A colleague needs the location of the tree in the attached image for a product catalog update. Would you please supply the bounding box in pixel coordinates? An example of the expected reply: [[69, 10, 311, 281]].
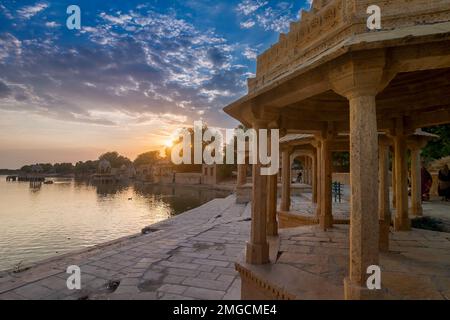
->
[[53, 163, 74, 174], [39, 163, 53, 173], [333, 152, 350, 171], [169, 123, 212, 173], [20, 165, 32, 173], [98, 152, 131, 168], [422, 125, 450, 161], [74, 160, 98, 175], [134, 151, 161, 167]]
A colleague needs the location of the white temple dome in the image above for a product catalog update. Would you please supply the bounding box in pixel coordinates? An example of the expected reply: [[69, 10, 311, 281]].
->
[[31, 164, 43, 173], [98, 159, 111, 174]]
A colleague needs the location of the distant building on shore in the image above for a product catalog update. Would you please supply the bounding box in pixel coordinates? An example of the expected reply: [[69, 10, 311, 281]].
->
[[90, 160, 119, 184], [136, 159, 174, 184], [119, 164, 136, 180], [31, 165, 43, 174]]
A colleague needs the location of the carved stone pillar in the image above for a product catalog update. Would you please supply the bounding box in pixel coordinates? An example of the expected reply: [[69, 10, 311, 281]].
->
[[378, 139, 391, 252], [410, 146, 423, 217], [315, 141, 322, 218], [393, 123, 411, 231], [267, 131, 278, 236], [320, 138, 333, 230], [267, 173, 278, 236], [329, 53, 386, 300], [305, 157, 310, 185], [308, 157, 313, 185], [280, 148, 292, 212], [237, 164, 247, 187], [345, 92, 380, 299], [312, 152, 318, 204], [246, 120, 269, 265], [391, 147, 396, 209]]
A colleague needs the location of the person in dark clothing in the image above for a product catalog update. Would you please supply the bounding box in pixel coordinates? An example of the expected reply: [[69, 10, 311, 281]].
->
[[438, 164, 450, 201], [421, 164, 433, 201]]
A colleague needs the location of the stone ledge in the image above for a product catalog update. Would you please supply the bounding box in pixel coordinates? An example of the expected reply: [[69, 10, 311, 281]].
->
[[278, 211, 349, 229], [235, 260, 344, 300]]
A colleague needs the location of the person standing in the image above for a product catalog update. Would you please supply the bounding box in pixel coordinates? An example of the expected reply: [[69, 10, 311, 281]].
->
[[297, 171, 303, 183], [421, 163, 433, 201], [438, 164, 450, 201]]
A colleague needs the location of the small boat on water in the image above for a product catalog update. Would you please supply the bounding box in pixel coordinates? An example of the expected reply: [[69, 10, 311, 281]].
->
[[44, 181, 54, 185]]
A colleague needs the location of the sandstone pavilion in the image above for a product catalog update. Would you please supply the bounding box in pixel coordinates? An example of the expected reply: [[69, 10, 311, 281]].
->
[[224, 0, 450, 300]]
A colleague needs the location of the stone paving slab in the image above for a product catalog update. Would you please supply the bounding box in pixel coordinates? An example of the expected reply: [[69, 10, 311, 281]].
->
[[289, 194, 350, 221], [0, 195, 250, 300], [274, 225, 450, 299]]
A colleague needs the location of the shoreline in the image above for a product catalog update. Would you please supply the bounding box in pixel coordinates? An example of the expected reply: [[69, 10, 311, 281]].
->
[[0, 192, 236, 276], [0, 195, 249, 300], [135, 181, 236, 192], [0, 178, 236, 274], [2, 174, 237, 191]]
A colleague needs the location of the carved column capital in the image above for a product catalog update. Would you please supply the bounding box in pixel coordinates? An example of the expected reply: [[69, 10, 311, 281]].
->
[[252, 119, 269, 130], [279, 128, 288, 137], [407, 136, 429, 151], [328, 50, 391, 100], [378, 135, 392, 147], [281, 145, 294, 156]]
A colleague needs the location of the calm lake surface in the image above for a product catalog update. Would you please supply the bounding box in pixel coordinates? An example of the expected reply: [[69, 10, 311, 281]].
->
[[0, 176, 231, 271]]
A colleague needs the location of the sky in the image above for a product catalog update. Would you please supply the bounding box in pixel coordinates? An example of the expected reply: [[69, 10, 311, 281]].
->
[[0, 0, 311, 169]]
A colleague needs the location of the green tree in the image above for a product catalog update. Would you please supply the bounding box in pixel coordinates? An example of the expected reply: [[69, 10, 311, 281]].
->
[[98, 152, 131, 168], [53, 163, 74, 174], [74, 160, 98, 175], [37, 163, 53, 173], [333, 152, 350, 171], [20, 165, 32, 173], [134, 151, 161, 167], [422, 125, 450, 161], [170, 124, 212, 173]]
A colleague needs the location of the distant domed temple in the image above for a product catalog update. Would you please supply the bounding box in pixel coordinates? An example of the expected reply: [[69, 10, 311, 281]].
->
[[98, 159, 112, 174], [91, 160, 118, 184], [31, 165, 43, 174]]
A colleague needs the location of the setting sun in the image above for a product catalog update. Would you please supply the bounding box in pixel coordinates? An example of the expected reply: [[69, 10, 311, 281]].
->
[[164, 139, 174, 148]]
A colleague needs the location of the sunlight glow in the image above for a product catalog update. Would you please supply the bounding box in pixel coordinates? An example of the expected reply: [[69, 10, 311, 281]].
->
[[164, 139, 174, 148]]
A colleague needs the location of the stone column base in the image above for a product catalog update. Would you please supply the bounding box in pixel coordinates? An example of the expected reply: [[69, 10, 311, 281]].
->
[[267, 222, 278, 237], [344, 278, 386, 300], [394, 217, 411, 231], [320, 214, 333, 231], [246, 242, 269, 265], [315, 206, 321, 219], [411, 208, 423, 217]]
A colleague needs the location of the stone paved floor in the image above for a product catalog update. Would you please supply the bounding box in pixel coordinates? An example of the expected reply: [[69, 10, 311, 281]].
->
[[242, 224, 450, 299], [423, 200, 450, 231], [288, 193, 350, 221], [0, 195, 250, 300], [289, 189, 450, 228]]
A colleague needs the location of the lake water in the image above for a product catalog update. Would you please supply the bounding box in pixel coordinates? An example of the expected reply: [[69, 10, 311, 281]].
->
[[0, 176, 231, 271]]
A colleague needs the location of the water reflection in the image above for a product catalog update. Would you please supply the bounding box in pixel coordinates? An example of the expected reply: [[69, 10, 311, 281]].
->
[[29, 181, 42, 193], [94, 182, 128, 196], [133, 184, 230, 214], [0, 176, 231, 271]]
